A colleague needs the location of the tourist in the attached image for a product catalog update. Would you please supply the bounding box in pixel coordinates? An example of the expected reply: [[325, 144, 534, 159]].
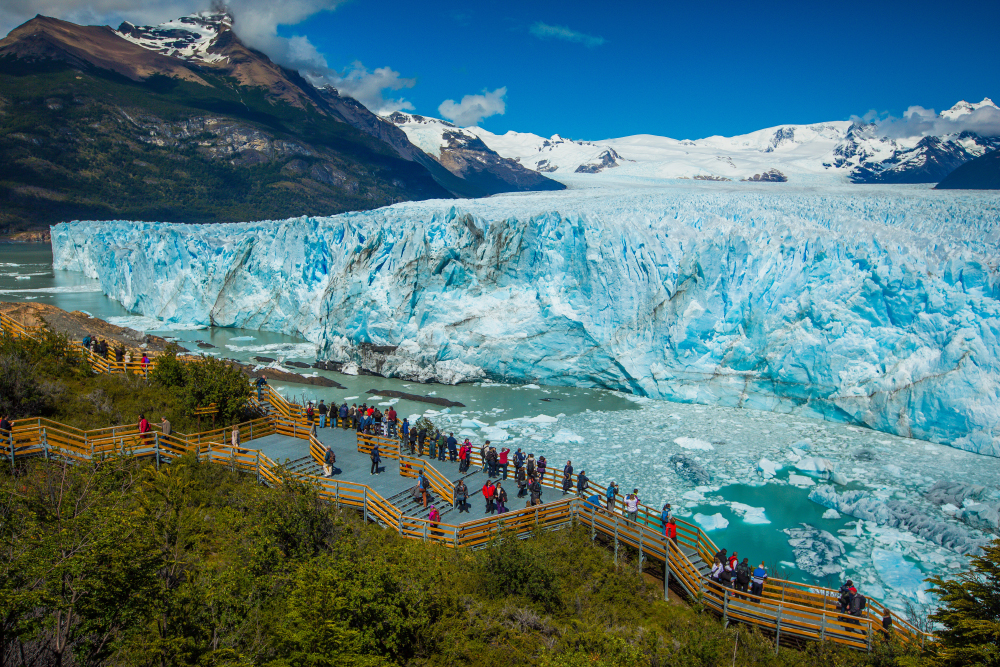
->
[[386, 406, 397, 436], [138, 414, 150, 446], [513, 447, 525, 472], [720, 558, 735, 589], [160, 416, 171, 437], [231, 425, 241, 449], [606, 481, 619, 512], [526, 453, 536, 479], [528, 475, 542, 506], [323, 447, 336, 477], [537, 456, 547, 484], [715, 548, 728, 567], [751, 562, 768, 598], [317, 400, 328, 428], [735, 558, 752, 598], [498, 446, 510, 479], [141, 353, 150, 377], [370, 443, 381, 476], [486, 446, 498, 477], [305, 402, 315, 425], [576, 469, 589, 497], [624, 489, 640, 523], [339, 402, 349, 428], [255, 375, 268, 400], [437, 432, 448, 461], [838, 579, 855, 613], [728, 551, 739, 573], [881, 609, 893, 641], [455, 479, 469, 512], [561, 460, 573, 494], [516, 465, 527, 497], [459, 440, 471, 472], [495, 483, 508, 513], [848, 588, 867, 622], [417, 427, 426, 456], [710, 557, 723, 583], [447, 432, 458, 461], [417, 472, 430, 507], [665, 517, 678, 546], [401, 417, 409, 444], [480, 441, 490, 472], [483, 480, 495, 514], [428, 505, 441, 538], [0, 414, 14, 447], [660, 502, 672, 528]]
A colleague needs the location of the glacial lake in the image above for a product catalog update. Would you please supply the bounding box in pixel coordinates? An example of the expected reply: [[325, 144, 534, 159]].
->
[[3, 242, 998, 611]]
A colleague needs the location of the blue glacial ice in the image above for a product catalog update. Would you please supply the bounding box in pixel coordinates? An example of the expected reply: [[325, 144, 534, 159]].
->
[[51, 182, 1000, 455]]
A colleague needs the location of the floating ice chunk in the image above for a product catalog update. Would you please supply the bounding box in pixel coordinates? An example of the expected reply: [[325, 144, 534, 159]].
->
[[758, 458, 781, 479], [884, 464, 903, 477], [461, 418, 488, 428], [552, 429, 584, 444], [228, 336, 256, 342], [788, 474, 816, 487], [791, 439, 812, 451], [831, 472, 850, 485], [732, 503, 770, 524], [795, 457, 836, 473], [458, 429, 479, 439], [694, 513, 729, 531], [344, 396, 359, 400], [522, 414, 558, 423], [785, 524, 845, 577], [822, 509, 842, 520], [682, 490, 705, 502], [522, 384, 541, 389], [481, 426, 510, 442], [674, 437, 714, 451], [871, 548, 931, 602], [341, 362, 359, 375]]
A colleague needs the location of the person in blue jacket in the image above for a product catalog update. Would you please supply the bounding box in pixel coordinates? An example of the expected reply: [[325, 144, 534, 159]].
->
[[370, 444, 381, 476]]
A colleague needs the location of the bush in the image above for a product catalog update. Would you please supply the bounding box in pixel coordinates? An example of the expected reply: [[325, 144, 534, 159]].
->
[[150, 346, 251, 424]]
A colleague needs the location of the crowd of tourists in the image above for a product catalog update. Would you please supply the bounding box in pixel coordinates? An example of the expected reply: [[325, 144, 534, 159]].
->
[[81, 336, 150, 375]]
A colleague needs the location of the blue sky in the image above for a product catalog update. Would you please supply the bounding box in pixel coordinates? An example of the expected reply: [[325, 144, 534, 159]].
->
[[282, 0, 998, 139]]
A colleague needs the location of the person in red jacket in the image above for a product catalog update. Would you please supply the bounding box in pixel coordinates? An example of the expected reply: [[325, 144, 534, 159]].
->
[[665, 517, 678, 546], [482, 480, 495, 514], [138, 414, 150, 447], [498, 447, 510, 479]]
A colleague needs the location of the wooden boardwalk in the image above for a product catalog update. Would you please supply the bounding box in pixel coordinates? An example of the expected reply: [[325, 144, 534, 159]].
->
[[0, 314, 934, 653]]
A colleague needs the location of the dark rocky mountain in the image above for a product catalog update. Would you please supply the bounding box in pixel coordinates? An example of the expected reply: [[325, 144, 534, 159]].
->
[[0, 13, 559, 233], [384, 112, 564, 195], [845, 130, 1000, 184], [935, 149, 1000, 190]]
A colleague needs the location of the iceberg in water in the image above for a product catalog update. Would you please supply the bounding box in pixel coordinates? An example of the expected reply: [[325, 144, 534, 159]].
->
[[694, 512, 730, 531], [50, 182, 1000, 456]]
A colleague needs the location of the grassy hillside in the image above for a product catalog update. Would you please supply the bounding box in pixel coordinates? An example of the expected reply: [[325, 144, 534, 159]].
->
[[0, 58, 451, 232]]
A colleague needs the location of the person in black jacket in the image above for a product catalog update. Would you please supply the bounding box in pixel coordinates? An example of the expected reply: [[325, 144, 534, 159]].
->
[[576, 470, 589, 497]]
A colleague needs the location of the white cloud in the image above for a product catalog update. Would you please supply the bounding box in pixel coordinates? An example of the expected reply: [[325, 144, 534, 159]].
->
[[438, 87, 507, 126], [872, 102, 1000, 139], [529, 21, 605, 47], [324, 62, 416, 114]]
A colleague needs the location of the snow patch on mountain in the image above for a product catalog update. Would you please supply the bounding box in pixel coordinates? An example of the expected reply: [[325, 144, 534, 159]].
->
[[116, 12, 231, 64]]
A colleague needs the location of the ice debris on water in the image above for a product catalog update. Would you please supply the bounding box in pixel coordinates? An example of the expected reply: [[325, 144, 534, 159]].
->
[[674, 437, 714, 451], [822, 509, 842, 520], [51, 183, 1000, 456], [871, 548, 931, 603], [695, 513, 730, 531], [784, 524, 846, 578]]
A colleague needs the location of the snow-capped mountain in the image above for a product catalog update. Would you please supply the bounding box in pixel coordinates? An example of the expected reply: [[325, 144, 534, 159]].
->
[[117, 12, 231, 64], [405, 99, 999, 184], [383, 112, 563, 194]]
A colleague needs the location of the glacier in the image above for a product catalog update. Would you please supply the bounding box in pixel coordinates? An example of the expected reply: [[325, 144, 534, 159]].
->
[[51, 180, 1000, 455]]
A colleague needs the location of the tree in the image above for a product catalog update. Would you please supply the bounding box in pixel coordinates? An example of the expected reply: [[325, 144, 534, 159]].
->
[[927, 538, 1000, 666]]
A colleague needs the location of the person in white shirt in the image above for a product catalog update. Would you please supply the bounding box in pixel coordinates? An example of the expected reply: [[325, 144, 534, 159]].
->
[[625, 488, 640, 522]]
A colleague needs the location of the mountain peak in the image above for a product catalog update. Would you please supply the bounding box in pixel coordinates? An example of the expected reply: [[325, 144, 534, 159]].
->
[[116, 11, 233, 64], [941, 98, 999, 120]]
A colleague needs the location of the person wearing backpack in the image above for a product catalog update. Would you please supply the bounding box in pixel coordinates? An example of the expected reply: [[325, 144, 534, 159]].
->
[[605, 481, 619, 513], [323, 447, 336, 477], [513, 448, 525, 473], [561, 460, 574, 494], [417, 472, 430, 508], [516, 465, 527, 497], [735, 558, 752, 598], [750, 561, 767, 597], [625, 489, 640, 523], [660, 503, 671, 533], [495, 483, 508, 513], [849, 590, 867, 623], [455, 479, 469, 513], [370, 443, 381, 476], [576, 470, 589, 497], [751, 562, 768, 598]]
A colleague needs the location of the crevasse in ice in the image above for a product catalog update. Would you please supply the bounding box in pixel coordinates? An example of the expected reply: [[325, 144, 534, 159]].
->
[[50, 182, 1000, 455]]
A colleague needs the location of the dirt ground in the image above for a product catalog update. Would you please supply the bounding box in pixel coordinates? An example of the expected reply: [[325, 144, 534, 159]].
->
[[0, 301, 169, 351]]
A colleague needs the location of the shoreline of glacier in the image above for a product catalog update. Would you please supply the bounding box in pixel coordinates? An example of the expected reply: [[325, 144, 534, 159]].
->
[[51, 182, 1000, 456]]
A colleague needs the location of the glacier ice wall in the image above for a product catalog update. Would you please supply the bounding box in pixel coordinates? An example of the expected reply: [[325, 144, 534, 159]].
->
[[51, 183, 1000, 455]]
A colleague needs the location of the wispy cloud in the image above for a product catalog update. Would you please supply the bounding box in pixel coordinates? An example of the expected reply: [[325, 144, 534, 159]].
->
[[438, 87, 506, 126], [529, 21, 605, 47], [326, 62, 416, 114], [853, 100, 1000, 138]]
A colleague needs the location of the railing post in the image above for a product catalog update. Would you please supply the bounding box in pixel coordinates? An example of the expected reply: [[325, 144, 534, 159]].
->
[[664, 554, 670, 601], [820, 609, 826, 642], [250, 422, 254, 441], [363, 487, 368, 524], [155, 433, 160, 470], [423, 521, 428, 542], [256, 451, 260, 484], [638, 534, 644, 573], [775, 605, 783, 654], [722, 588, 729, 627], [614, 515, 619, 565]]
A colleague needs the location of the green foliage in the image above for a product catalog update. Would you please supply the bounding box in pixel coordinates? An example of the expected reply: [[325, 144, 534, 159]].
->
[[928, 538, 1000, 666], [149, 345, 251, 423], [475, 530, 561, 611], [149, 342, 187, 388]]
